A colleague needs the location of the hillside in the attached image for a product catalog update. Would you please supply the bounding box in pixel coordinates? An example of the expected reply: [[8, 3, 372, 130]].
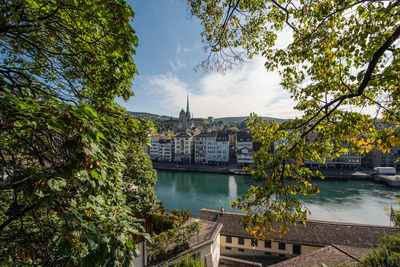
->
[[215, 116, 286, 124], [127, 111, 286, 124], [127, 111, 174, 120]]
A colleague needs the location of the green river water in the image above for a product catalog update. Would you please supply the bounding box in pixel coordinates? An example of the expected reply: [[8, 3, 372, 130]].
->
[[155, 170, 400, 226]]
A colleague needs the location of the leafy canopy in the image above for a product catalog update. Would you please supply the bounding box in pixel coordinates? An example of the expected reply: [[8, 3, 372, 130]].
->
[[0, 0, 156, 265], [358, 233, 400, 267], [188, 0, 400, 238]]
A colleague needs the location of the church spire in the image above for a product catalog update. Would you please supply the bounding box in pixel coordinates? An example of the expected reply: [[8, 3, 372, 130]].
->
[[186, 91, 190, 118]]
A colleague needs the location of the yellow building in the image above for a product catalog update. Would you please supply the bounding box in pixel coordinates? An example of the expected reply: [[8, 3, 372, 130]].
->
[[199, 209, 400, 263]]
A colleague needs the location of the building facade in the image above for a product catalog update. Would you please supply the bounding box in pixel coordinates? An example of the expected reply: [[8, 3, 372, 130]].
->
[[363, 146, 400, 169], [236, 147, 254, 166], [237, 130, 253, 151], [149, 136, 160, 160], [206, 132, 229, 164], [158, 139, 174, 162], [199, 209, 400, 263], [194, 132, 215, 164], [174, 132, 193, 163]]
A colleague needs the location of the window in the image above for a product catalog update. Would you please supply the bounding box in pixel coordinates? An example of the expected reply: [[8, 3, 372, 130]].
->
[[279, 243, 286, 250], [226, 236, 232, 243], [279, 254, 285, 258], [238, 237, 245, 245], [225, 247, 232, 250], [265, 240, 271, 248], [264, 252, 271, 256], [238, 248, 244, 252], [293, 244, 301, 254], [252, 239, 258, 247]]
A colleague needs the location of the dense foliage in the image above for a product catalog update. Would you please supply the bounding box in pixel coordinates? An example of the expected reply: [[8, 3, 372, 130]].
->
[[358, 234, 400, 267], [189, 0, 400, 238], [0, 0, 157, 265], [153, 212, 182, 232], [173, 255, 206, 267], [148, 212, 201, 265]]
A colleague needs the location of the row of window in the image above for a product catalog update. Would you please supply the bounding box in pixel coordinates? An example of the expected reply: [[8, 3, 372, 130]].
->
[[224, 247, 286, 257], [225, 236, 285, 250]]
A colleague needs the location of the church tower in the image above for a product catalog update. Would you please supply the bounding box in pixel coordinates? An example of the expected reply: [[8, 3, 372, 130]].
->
[[185, 92, 190, 119]]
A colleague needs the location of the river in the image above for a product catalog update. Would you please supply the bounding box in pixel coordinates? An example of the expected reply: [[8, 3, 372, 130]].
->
[[154, 170, 400, 226]]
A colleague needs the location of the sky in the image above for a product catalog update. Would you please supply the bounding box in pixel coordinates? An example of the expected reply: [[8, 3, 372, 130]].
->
[[121, 0, 299, 119]]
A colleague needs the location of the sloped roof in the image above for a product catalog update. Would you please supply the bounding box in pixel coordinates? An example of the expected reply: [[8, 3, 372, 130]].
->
[[194, 132, 217, 138], [198, 209, 400, 248], [270, 245, 369, 267], [216, 131, 229, 141], [158, 139, 172, 144], [175, 131, 191, 138]]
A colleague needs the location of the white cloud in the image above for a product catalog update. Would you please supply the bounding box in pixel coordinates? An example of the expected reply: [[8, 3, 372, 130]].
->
[[176, 43, 198, 55], [169, 59, 186, 72], [143, 56, 301, 119]]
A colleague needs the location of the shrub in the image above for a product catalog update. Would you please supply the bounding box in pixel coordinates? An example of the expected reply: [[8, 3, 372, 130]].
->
[[173, 256, 205, 267], [358, 234, 400, 267], [153, 213, 181, 232], [180, 209, 192, 222], [147, 221, 201, 265], [171, 208, 180, 217]]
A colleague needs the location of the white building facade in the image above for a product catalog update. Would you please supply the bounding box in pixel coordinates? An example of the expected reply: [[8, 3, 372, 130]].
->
[[236, 130, 253, 151], [149, 136, 160, 160], [237, 147, 254, 165], [158, 139, 174, 162], [206, 132, 229, 164], [174, 132, 193, 163]]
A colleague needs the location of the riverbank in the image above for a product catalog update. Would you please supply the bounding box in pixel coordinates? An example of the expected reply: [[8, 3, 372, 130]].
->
[[153, 162, 372, 178], [152, 162, 400, 186]]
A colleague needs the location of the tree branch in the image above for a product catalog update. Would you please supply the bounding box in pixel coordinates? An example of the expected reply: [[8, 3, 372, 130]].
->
[[0, 204, 35, 233]]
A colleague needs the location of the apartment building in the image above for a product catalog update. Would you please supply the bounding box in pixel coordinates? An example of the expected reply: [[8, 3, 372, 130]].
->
[[363, 146, 400, 169], [194, 132, 216, 164], [236, 147, 254, 166], [174, 131, 193, 163], [206, 132, 229, 164], [149, 135, 160, 160], [237, 130, 253, 151], [158, 139, 174, 162]]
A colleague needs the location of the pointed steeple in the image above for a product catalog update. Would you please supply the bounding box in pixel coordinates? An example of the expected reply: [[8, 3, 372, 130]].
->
[[186, 91, 190, 118]]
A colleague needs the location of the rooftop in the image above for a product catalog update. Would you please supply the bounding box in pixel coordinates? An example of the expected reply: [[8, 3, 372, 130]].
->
[[199, 209, 400, 248], [270, 245, 369, 267]]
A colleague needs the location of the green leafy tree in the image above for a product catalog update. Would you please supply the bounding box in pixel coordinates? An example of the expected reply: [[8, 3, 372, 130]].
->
[[188, 0, 400, 239], [173, 255, 205, 267], [358, 234, 400, 267], [388, 199, 400, 227], [0, 0, 156, 265]]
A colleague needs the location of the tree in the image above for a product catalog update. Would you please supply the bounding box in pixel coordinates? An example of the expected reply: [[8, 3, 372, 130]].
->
[[173, 255, 205, 267], [0, 0, 156, 265], [358, 234, 400, 267], [389, 199, 400, 227], [188, 0, 400, 239]]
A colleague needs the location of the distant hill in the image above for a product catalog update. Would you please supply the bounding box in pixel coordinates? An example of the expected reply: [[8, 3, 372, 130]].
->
[[127, 111, 175, 120], [128, 111, 286, 124], [215, 116, 286, 124]]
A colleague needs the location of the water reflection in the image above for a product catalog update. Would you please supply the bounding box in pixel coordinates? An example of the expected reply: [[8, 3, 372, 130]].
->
[[228, 176, 237, 200], [155, 171, 400, 225]]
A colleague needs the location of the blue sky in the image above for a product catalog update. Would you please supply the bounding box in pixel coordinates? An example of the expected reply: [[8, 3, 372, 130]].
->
[[121, 0, 298, 119]]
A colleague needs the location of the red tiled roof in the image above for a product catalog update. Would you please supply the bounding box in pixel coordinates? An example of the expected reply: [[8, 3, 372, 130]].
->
[[270, 245, 369, 267]]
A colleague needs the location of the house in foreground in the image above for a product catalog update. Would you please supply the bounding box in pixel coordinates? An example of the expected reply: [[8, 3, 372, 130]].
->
[[199, 208, 400, 266], [146, 208, 400, 266]]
